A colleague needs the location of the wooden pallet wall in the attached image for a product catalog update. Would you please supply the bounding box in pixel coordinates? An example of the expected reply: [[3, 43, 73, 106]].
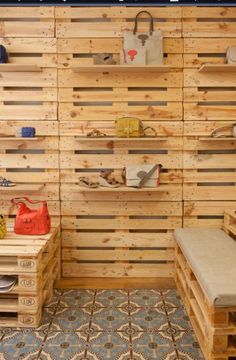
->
[[56, 7, 183, 278], [0, 8, 60, 228], [183, 7, 236, 228]]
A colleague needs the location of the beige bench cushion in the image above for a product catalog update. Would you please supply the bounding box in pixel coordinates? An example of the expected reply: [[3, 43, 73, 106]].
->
[[174, 228, 236, 307]]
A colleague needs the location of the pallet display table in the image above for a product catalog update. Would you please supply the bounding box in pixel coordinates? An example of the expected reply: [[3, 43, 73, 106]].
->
[[0, 226, 60, 328]]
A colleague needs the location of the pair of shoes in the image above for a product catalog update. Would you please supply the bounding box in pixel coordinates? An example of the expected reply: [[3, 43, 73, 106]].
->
[[0, 177, 16, 187], [79, 177, 99, 188], [87, 129, 107, 137], [99, 170, 121, 188]]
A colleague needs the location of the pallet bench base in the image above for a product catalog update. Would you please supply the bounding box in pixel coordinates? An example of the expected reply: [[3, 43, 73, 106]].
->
[[175, 211, 236, 360]]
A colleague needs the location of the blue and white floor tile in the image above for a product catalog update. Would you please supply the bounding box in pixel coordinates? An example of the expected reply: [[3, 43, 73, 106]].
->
[[0, 289, 204, 360]]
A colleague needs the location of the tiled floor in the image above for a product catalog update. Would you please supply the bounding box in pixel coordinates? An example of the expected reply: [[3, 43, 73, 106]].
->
[[0, 289, 204, 360]]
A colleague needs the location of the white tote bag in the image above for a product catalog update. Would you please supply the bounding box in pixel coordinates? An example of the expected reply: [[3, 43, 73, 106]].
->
[[123, 11, 163, 65]]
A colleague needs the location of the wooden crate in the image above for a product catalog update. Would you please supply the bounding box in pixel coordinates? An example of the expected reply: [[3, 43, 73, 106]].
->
[[57, 6, 183, 279]]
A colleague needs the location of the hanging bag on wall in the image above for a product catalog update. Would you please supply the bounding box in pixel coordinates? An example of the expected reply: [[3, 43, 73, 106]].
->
[[0, 45, 8, 64], [11, 197, 51, 235], [116, 117, 157, 138], [123, 11, 163, 65]]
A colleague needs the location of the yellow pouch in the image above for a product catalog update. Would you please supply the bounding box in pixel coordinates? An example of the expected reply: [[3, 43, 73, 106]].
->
[[0, 215, 7, 239], [116, 117, 143, 138]]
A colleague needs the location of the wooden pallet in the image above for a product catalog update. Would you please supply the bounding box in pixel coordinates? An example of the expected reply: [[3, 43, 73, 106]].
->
[[175, 211, 236, 360], [57, 6, 183, 279], [0, 227, 60, 327]]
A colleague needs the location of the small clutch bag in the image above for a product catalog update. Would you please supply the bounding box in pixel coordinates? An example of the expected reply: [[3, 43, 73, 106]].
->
[[21, 127, 36, 138]]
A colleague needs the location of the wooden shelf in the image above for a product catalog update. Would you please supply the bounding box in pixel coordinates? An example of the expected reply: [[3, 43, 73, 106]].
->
[[0, 137, 43, 141], [199, 64, 236, 73], [199, 137, 236, 141], [76, 137, 167, 142], [0, 184, 44, 193], [0, 64, 41, 72], [71, 65, 171, 73], [77, 186, 165, 192]]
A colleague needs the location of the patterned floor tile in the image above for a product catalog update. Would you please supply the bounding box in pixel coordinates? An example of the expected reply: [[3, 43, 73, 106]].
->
[[38, 331, 87, 360], [166, 307, 192, 331], [91, 307, 130, 331], [173, 330, 205, 360], [60, 289, 95, 308], [95, 290, 128, 308], [50, 307, 92, 331], [0, 330, 44, 360], [162, 290, 183, 308], [86, 331, 130, 360], [131, 331, 177, 360], [44, 288, 62, 308], [130, 308, 168, 331], [129, 290, 164, 308]]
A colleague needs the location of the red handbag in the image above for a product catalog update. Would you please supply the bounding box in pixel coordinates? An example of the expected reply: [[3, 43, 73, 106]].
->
[[11, 197, 51, 235]]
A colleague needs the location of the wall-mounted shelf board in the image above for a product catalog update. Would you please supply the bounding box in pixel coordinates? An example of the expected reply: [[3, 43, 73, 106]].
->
[[77, 186, 165, 192], [0, 184, 44, 193], [0, 137, 43, 141], [0, 64, 41, 72], [199, 64, 236, 73], [71, 65, 171, 73], [199, 137, 236, 141], [76, 137, 167, 142]]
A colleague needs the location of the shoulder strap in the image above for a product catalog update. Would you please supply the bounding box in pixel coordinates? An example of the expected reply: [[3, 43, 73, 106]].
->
[[11, 197, 45, 206], [210, 124, 234, 138], [133, 11, 154, 35], [143, 126, 157, 137]]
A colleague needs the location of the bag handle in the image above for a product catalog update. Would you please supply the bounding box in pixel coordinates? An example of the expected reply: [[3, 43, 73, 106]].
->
[[143, 126, 157, 137], [11, 197, 46, 206], [210, 123, 236, 138], [138, 163, 161, 188], [133, 11, 154, 35]]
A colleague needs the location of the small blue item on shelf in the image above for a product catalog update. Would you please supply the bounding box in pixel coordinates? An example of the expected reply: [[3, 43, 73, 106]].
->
[[21, 127, 36, 138]]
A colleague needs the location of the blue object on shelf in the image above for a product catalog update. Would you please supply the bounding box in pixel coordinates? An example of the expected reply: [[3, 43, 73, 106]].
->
[[21, 127, 36, 138]]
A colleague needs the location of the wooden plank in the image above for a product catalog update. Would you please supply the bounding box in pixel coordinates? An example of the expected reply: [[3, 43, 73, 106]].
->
[[56, 277, 176, 289], [184, 169, 236, 183], [62, 231, 174, 248], [184, 88, 236, 102], [56, 22, 181, 39], [183, 185, 236, 201], [71, 65, 171, 73], [0, 23, 54, 38], [0, 65, 41, 72], [0, 7, 54, 18], [0, 184, 44, 194], [184, 153, 236, 169], [184, 201, 236, 216], [182, 7, 236, 18], [183, 22, 236, 38], [59, 88, 183, 103], [199, 64, 236, 73], [184, 121, 236, 137], [56, 7, 182, 19], [62, 263, 174, 278], [62, 249, 174, 262], [0, 154, 59, 169], [58, 38, 183, 54], [0, 88, 57, 102], [0, 104, 57, 121], [61, 201, 182, 216], [60, 153, 182, 169], [0, 121, 58, 136], [58, 69, 183, 88], [59, 103, 182, 121], [0, 69, 57, 87], [61, 216, 182, 230], [184, 103, 236, 121]]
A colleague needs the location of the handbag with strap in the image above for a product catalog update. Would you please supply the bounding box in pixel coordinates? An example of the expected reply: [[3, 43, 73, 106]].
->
[[126, 163, 162, 188], [11, 197, 51, 235], [116, 117, 157, 138], [226, 46, 236, 64], [123, 11, 163, 65]]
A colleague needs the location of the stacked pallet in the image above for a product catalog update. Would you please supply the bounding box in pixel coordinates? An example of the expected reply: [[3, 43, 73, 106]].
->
[[56, 7, 183, 279], [0, 227, 60, 327], [183, 7, 236, 228]]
